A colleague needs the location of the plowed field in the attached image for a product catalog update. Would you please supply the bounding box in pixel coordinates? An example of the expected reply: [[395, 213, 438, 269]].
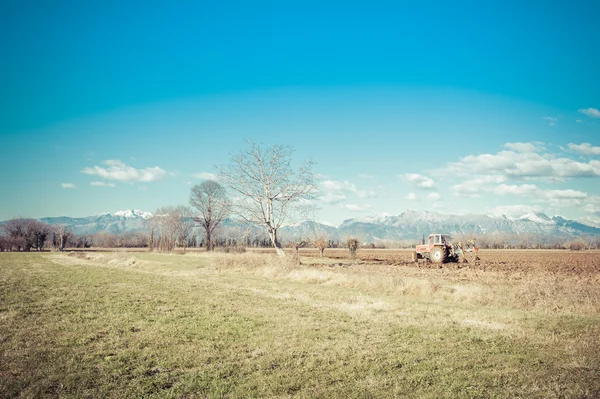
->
[[267, 248, 600, 276]]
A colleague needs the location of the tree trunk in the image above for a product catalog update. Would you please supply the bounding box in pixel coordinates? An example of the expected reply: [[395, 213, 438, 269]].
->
[[269, 228, 285, 257], [206, 230, 212, 251]]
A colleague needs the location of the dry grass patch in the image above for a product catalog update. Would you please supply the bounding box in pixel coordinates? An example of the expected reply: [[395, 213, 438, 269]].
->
[[1, 251, 599, 398]]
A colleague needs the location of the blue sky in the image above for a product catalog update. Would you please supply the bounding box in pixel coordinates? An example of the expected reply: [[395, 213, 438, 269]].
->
[[1, 0, 599, 226]]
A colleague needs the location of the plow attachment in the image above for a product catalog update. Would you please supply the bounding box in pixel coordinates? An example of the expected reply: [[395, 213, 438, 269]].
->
[[452, 239, 480, 263]]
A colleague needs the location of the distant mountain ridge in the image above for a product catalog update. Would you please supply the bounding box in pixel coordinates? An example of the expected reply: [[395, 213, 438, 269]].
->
[[39, 209, 152, 235], [6, 209, 597, 242]]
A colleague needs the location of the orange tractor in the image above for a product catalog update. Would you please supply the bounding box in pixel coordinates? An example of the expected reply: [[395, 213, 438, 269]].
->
[[412, 233, 479, 264]]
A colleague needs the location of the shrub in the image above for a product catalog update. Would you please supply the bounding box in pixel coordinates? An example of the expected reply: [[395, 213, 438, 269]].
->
[[568, 239, 586, 251], [314, 236, 329, 257], [345, 237, 360, 259]]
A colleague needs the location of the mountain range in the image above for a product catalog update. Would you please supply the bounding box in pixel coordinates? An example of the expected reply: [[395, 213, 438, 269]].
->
[[11, 209, 598, 243]]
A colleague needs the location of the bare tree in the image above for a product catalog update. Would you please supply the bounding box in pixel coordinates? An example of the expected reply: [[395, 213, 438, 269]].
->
[[218, 142, 317, 256], [314, 235, 329, 257], [149, 206, 193, 251], [190, 180, 229, 251], [176, 206, 195, 252], [52, 224, 72, 251], [152, 206, 180, 251], [3, 218, 49, 251]]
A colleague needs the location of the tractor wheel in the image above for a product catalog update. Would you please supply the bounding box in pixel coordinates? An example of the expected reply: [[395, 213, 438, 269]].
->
[[411, 251, 418, 262], [430, 247, 446, 263]]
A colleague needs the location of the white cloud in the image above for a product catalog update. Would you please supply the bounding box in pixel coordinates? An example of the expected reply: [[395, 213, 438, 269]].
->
[[542, 189, 587, 200], [490, 184, 538, 196], [427, 192, 441, 201], [82, 160, 166, 183], [451, 175, 506, 197], [488, 205, 543, 218], [584, 204, 600, 216], [357, 189, 376, 198], [542, 116, 558, 126], [90, 181, 115, 187], [449, 150, 600, 178], [578, 108, 600, 118], [61, 183, 76, 189], [320, 179, 376, 203], [504, 142, 542, 153], [321, 191, 347, 204], [406, 192, 417, 200], [322, 180, 357, 192], [344, 204, 372, 212], [568, 143, 600, 156], [192, 172, 218, 180], [402, 173, 435, 189]]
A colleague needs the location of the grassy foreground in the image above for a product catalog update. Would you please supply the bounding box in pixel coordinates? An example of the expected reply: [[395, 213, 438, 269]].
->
[[1, 251, 599, 398]]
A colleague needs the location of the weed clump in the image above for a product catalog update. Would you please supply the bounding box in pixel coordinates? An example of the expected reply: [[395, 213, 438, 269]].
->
[[345, 237, 360, 259]]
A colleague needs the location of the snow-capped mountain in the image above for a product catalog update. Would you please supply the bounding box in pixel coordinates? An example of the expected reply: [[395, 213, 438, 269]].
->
[[333, 210, 600, 242], [4, 209, 599, 242], [39, 210, 154, 235], [112, 209, 153, 219]]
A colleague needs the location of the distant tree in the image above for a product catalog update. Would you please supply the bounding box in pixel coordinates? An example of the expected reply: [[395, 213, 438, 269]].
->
[[150, 206, 192, 251], [568, 239, 586, 251], [0, 236, 8, 251], [3, 218, 29, 251], [218, 142, 317, 256], [314, 236, 329, 258], [28, 220, 50, 251], [176, 206, 195, 252], [345, 236, 360, 259], [3, 218, 49, 251], [52, 224, 72, 251], [190, 181, 229, 252]]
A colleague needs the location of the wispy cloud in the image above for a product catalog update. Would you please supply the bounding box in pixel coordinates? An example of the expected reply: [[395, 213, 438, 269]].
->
[[542, 116, 558, 126], [578, 108, 600, 118], [90, 181, 115, 187], [406, 192, 417, 200], [490, 184, 538, 196], [61, 183, 76, 189], [583, 197, 600, 216], [344, 203, 372, 212], [320, 179, 376, 203], [568, 143, 600, 156], [82, 160, 166, 183], [192, 172, 218, 180], [402, 173, 435, 189]]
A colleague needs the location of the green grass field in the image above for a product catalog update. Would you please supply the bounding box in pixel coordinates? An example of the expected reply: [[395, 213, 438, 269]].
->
[[1, 251, 599, 398]]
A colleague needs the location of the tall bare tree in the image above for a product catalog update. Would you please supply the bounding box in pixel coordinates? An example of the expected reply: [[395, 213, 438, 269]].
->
[[218, 142, 317, 256], [190, 180, 229, 251], [176, 206, 195, 252], [52, 224, 72, 251]]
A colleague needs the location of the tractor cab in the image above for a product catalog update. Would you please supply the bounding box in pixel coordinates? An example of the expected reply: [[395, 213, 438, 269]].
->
[[428, 234, 452, 246], [416, 233, 452, 252]]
